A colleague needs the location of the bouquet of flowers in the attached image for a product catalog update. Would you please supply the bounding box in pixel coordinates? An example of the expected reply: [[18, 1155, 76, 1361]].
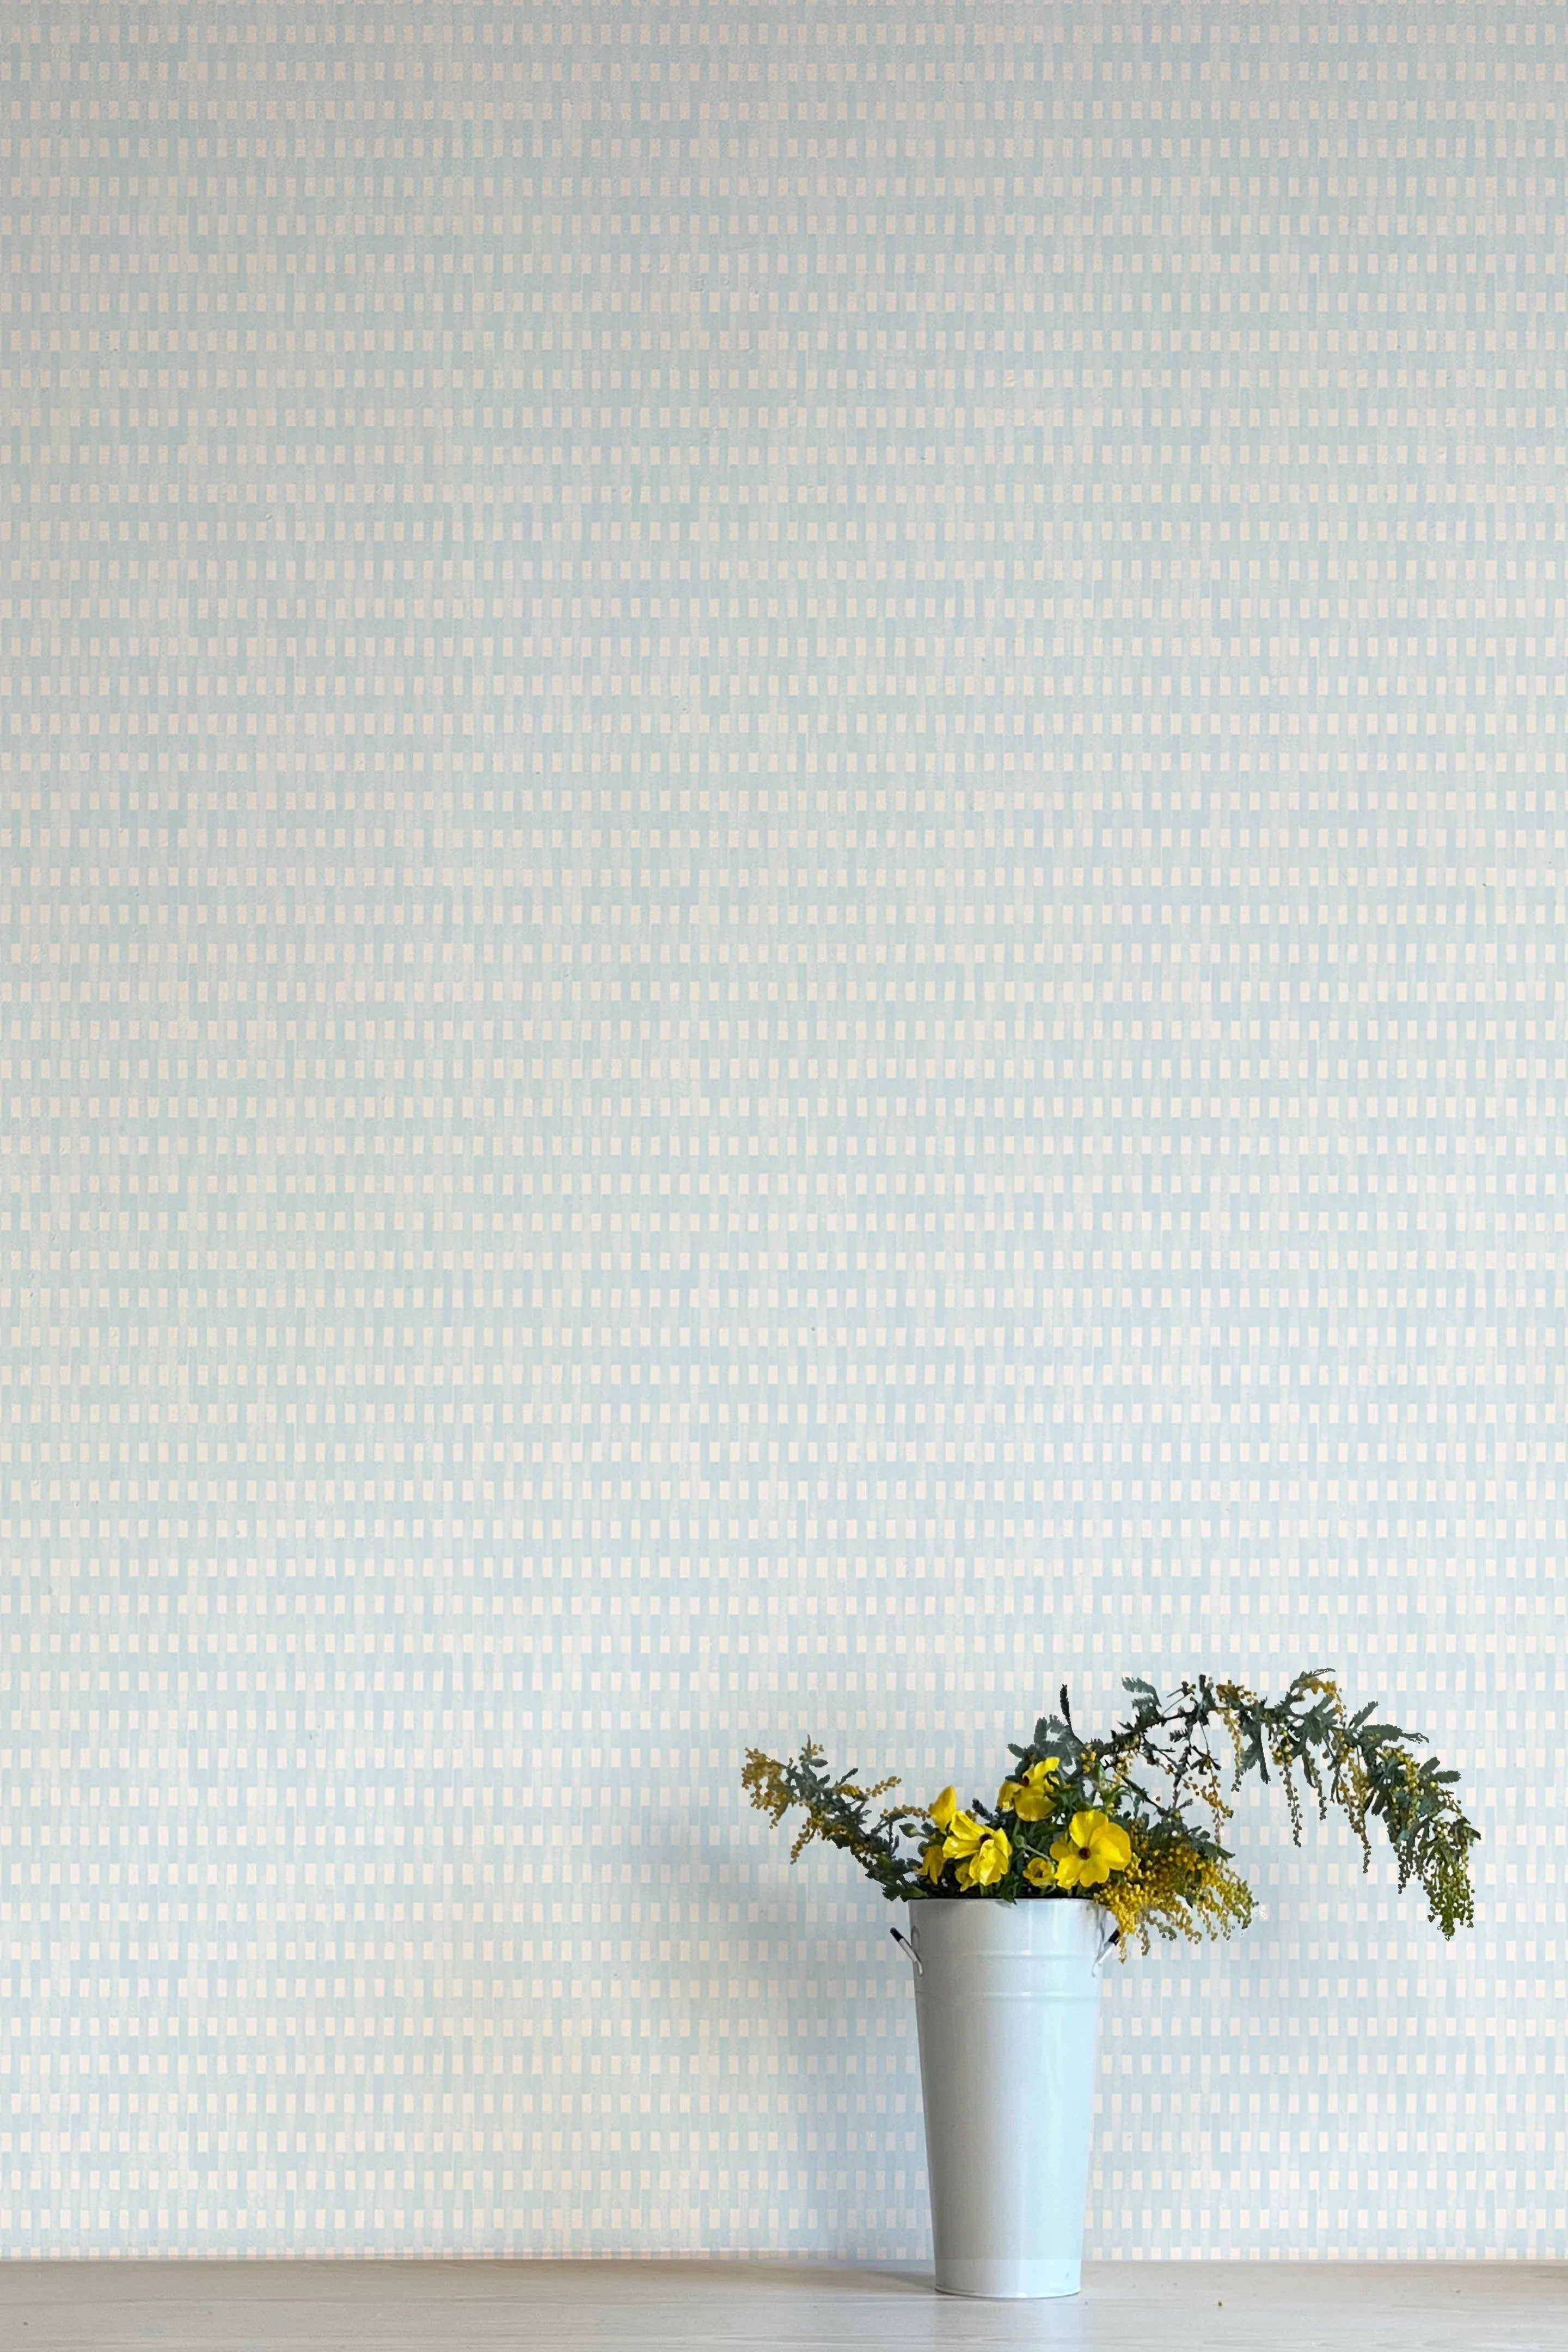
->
[[743, 1670, 1477, 1955]]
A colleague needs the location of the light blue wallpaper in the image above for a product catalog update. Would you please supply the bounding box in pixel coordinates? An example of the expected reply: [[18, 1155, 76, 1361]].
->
[[2, 0, 1563, 2264]]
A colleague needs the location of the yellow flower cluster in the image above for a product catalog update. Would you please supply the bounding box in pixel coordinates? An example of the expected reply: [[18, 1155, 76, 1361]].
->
[[920, 1764, 1246, 1947], [925, 1786, 1013, 1890], [1090, 1837, 1255, 1957], [923, 1775, 1137, 1899]]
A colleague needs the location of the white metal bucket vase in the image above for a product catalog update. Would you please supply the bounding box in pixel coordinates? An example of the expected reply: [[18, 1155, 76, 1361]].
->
[[898, 1896, 1113, 2300]]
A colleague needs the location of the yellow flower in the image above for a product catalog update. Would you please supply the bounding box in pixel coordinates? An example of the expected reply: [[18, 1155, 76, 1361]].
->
[[941, 1809, 1014, 1891], [1011, 1758, 1062, 1822], [940, 1808, 985, 1861], [1023, 1856, 1056, 1890], [920, 1841, 947, 1886], [1049, 1809, 1133, 1890], [929, 1786, 959, 1833], [955, 1827, 1012, 1891]]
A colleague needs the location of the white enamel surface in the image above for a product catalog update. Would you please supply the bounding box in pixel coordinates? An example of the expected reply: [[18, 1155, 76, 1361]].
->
[[909, 1900, 1108, 2300]]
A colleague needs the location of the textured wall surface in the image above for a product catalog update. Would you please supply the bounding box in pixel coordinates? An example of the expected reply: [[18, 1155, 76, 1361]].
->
[[3, 0, 1564, 2264]]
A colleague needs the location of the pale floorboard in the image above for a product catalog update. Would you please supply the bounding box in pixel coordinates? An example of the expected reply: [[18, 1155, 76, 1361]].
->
[[0, 2257, 1560, 2352]]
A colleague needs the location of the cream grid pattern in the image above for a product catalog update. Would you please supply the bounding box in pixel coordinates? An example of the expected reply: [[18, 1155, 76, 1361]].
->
[[1, 0, 1564, 2263]]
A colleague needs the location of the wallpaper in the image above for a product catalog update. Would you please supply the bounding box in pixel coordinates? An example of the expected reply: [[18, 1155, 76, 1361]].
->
[[1, 1, 1563, 2263]]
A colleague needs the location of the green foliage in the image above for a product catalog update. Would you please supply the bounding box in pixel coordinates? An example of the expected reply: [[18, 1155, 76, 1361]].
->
[[1025, 1669, 1479, 1940], [742, 1667, 1478, 1947], [739, 1743, 924, 1902]]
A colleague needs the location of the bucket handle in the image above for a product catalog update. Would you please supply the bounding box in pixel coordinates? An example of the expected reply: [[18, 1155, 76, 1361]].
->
[[893, 1917, 1116, 1973]]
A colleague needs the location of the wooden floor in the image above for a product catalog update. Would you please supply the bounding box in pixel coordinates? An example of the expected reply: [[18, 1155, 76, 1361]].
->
[[0, 2257, 1560, 2351]]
